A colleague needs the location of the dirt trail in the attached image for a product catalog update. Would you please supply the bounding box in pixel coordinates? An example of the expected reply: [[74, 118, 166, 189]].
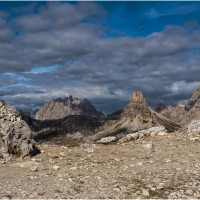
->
[[1, 132, 200, 199]]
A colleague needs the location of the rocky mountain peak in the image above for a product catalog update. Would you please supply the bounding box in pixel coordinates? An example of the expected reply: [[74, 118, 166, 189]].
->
[[130, 91, 148, 107], [34, 96, 105, 120], [123, 91, 151, 121]]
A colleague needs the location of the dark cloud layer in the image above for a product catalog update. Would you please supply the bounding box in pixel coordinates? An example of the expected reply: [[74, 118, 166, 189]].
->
[[1, 2, 200, 113]]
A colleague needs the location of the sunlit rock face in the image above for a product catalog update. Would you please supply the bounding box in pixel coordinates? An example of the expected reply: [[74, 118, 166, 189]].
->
[[34, 96, 105, 121], [123, 91, 152, 123]]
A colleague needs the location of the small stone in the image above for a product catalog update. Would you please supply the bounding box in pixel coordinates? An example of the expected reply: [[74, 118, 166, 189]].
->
[[137, 162, 143, 166], [164, 159, 171, 163], [52, 165, 60, 170], [150, 132, 157, 137], [141, 189, 149, 197], [156, 183, 165, 190], [157, 132, 167, 136], [59, 152, 67, 157], [70, 166, 78, 170], [68, 178, 73, 182], [148, 160, 155, 163], [190, 137, 199, 141], [57, 174, 63, 178], [30, 166, 38, 172], [185, 189, 193, 196], [84, 148, 94, 153], [143, 143, 153, 149]]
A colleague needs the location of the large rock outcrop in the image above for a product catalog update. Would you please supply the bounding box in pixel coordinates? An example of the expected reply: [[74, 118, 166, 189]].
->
[[34, 96, 105, 120], [0, 101, 39, 158]]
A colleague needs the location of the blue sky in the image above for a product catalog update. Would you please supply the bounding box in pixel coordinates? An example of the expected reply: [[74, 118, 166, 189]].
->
[[1, 1, 200, 113]]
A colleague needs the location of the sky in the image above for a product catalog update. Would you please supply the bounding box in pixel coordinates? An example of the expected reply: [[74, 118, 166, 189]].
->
[[1, 1, 200, 113]]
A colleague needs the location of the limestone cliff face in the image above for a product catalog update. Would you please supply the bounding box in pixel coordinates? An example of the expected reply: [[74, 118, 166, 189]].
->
[[34, 96, 105, 120], [0, 101, 39, 158]]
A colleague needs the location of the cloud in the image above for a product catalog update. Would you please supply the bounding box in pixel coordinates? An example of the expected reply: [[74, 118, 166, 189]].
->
[[168, 81, 200, 95], [1, 2, 200, 113]]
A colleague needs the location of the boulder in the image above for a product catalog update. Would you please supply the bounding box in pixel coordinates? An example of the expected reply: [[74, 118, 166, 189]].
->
[[187, 120, 200, 133], [97, 136, 117, 144], [0, 101, 39, 159]]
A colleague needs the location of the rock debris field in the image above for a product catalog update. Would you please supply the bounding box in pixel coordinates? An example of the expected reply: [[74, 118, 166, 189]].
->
[[1, 131, 200, 199]]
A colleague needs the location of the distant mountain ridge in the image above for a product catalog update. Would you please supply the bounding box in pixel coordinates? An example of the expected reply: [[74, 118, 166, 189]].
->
[[155, 86, 200, 125], [155, 101, 187, 123], [34, 96, 105, 120], [182, 86, 200, 124], [23, 91, 180, 145]]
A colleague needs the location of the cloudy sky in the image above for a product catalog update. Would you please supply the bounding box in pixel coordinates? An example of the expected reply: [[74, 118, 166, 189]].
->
[[1, 1, 200, 113]]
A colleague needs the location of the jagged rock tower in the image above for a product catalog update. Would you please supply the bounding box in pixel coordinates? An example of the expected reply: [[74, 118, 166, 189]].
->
[[90, 91, 180, 142], [122, 91, 180, 132], [123, 91, 152, 123]]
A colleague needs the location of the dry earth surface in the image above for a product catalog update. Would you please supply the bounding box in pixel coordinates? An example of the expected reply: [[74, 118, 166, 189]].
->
[[1, 132, 200, 199]]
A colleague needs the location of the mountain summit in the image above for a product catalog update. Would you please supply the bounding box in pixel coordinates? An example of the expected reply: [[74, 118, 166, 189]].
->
[[34, 96, 105, 120], [123, 91, 151, 121]]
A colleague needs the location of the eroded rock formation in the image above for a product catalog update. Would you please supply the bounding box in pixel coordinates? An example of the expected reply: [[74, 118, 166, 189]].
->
[[155, 101, 186, 123], [182, 86, 200, 124], [0, 101, 39, 158], [34, 96, 105, 120]]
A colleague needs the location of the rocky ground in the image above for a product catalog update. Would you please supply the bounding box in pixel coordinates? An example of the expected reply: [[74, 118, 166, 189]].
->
[[1, 131, 200, 199]]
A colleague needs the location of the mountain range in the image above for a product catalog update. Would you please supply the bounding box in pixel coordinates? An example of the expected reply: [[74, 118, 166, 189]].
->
[[1, 85, 200, 158]]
